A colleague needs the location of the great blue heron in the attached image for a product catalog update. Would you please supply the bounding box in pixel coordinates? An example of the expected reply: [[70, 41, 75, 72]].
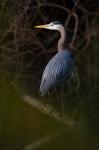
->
[[35, 21, 75, 96]]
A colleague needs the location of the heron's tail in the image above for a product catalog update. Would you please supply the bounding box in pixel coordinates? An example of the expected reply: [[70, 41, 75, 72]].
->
[[39, 79, 50, 96]]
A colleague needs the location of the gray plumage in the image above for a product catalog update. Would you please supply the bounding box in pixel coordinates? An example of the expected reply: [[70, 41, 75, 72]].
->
[[40, 50, 74, 96]]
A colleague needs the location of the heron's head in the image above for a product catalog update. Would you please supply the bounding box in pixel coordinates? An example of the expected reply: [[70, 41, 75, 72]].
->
[[35, 21, 62, 31]]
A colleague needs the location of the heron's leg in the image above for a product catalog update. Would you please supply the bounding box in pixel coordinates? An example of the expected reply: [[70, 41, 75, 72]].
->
[[47, 88, 56, 104], [60, 84, 66, 116], [55, 88, 62, 112]]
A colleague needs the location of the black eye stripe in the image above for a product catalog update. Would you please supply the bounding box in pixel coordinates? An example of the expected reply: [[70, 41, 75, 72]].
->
[[51, 21, 61, 25], [54, 21, 60, 25]]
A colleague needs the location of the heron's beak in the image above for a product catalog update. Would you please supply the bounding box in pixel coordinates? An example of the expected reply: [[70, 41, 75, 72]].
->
[[34, 24, 49, 29]]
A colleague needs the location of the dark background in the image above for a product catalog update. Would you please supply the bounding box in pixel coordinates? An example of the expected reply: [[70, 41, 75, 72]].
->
[[0, 0, 99, 95]]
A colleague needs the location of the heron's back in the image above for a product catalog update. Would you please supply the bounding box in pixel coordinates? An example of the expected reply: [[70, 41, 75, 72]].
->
[[40, 50, 74, 96]]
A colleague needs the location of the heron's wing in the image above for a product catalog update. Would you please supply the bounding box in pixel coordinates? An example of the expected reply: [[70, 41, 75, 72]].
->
[[40, 52, 74, 95]]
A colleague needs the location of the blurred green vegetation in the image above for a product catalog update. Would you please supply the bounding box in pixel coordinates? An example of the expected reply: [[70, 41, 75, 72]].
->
[[0, 73, 62, 149], [0, 73, 99, 150]]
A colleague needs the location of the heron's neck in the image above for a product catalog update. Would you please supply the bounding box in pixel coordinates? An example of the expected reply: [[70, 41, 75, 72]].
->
[[58, 26, 66, 51]]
